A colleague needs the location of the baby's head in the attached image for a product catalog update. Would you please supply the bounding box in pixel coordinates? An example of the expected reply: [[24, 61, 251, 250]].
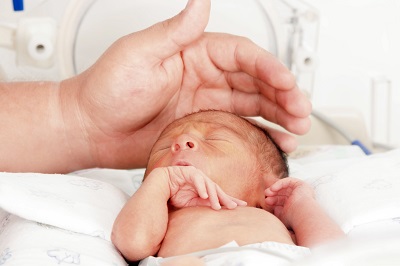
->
[[145, 110, 288, 208]]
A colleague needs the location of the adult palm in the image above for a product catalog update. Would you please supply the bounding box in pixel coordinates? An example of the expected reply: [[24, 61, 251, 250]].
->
[[63, 0, 311, 169]]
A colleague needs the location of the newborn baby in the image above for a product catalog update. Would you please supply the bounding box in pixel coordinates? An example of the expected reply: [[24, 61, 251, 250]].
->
[[112, 110, 344, 265]]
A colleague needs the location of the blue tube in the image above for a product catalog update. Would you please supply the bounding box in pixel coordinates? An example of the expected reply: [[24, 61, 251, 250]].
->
[[351, 140, 372, 155], [13, 0, 24, 11]]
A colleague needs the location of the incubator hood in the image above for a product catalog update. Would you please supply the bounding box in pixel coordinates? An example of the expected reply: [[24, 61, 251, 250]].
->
[[0, 0, 319, 97]]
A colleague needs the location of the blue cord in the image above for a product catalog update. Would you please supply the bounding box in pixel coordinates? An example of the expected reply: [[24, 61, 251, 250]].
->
[[351, 140, 372, 155], [13, 0, 24, 11], [312, 110, 373, 155]]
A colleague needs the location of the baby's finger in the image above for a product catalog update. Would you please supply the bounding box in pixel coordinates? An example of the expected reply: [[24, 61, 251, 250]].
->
[[265, 195, 278, 206], [188, 169, 209, 199], [231, 197, 247, 207], [219, 197, 237, 209], [204, 180, 221, 210], [191, 198, 212, 208], [269, 179, 286, 192], [265, 187, 276, 197], [266, 194, 287, 207], [216, 186, 247, 209]]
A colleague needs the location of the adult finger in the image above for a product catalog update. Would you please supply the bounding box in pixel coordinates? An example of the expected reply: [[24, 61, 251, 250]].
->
[[124, 0, 210, 60], [206, 33, 296, 91], [232, 91, 312, 136], [230, 82, 312, 136], [259, 97, 311, 135], [246, 117, 302, 153], [266, 128, 299, 154], [227, 69, 312, 119]]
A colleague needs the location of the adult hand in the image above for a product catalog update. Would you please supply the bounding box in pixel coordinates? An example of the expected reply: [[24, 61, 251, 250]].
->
[[60, 0, 311, 170]]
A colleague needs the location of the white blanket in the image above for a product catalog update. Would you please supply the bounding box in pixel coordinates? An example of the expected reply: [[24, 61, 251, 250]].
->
[[0, 173, 130, 266], [0, 173, 129, 241], [289, 147, 400, 234]]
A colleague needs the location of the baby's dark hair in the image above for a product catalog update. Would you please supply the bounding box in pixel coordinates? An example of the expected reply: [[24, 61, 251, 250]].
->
[[251, 123, 289, 179]]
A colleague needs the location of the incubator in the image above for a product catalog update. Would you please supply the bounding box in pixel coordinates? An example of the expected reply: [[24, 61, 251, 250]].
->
[[0, 0, 319, 98]]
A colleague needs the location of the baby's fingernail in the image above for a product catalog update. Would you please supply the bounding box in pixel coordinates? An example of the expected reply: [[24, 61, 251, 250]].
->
[[201, 192, 209, 199], [229, 202, 238, 209], [212, 202, 221, 210]]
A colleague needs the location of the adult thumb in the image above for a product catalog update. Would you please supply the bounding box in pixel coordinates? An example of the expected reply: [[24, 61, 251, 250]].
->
[[129, 0, 211, 60]]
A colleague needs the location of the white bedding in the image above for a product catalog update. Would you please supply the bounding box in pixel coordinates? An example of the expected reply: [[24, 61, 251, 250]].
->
[[0, 173, 130, 266], [1, 146, 400, 265], [289, 146, 400, 234]]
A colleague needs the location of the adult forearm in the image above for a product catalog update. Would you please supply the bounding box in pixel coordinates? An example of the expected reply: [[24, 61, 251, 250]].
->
[[0, 81, 93, 173]]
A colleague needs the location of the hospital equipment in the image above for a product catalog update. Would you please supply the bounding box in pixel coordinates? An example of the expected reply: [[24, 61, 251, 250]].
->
[[0, 0, 319, 96], [1, 0, 399, 265]]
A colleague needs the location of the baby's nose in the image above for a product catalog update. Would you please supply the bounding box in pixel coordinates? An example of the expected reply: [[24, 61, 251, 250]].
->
[[171, 134, 199, 153]]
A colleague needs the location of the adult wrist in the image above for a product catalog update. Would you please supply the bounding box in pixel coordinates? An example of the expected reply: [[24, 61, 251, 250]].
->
[[58, 77, 96, 171]]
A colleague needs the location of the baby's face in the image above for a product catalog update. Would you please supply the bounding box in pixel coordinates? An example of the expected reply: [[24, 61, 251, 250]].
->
[[146, 112, 261, 204]]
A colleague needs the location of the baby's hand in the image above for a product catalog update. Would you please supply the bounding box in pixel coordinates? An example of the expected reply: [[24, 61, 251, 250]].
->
[[264, 177, 314, 227], [162, 166, 247, 210]]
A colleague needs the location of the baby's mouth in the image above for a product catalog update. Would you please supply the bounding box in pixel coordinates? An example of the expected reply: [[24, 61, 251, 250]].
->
[[173, 160, 193, 167]]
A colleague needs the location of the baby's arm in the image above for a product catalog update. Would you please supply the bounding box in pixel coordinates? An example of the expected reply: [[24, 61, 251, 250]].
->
[[112, 166, 245, 262], [265, 177, 344, 247]]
